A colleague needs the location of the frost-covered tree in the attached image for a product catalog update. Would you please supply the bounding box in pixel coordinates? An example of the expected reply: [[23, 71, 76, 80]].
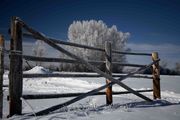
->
[[32, 40, 46, 66], [60, 20, 130, 72]]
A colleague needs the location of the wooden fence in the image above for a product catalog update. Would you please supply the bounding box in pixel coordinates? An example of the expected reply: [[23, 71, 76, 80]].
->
[[0, 16, 161, 117]]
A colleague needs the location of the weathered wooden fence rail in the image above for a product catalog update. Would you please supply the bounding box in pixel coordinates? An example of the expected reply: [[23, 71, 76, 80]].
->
[[16, 90, 154, 100], [23, 73, 153, 79], [22, 55, 146, 67], [0, 16, 161, 118]]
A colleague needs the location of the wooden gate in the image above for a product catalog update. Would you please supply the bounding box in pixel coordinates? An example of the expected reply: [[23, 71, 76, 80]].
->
[[0, 16, 161, 117]]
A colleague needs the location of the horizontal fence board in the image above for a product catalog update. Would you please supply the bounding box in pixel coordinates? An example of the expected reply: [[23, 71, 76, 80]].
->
[[23, 33, 151, 56], [112, 62, 146, 67], [113, 74, 152, 79], [23, 73, 102, 78], [19, 90, 153, 100], [3, 85, 8, 87], [23, 73, 152, 79], [23, 55, 104, 65], [23, 55, 146, 67], [112, 50, 151, 56]]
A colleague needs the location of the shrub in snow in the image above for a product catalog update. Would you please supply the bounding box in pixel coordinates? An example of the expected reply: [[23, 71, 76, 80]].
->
[[60, 20, 130, 72]]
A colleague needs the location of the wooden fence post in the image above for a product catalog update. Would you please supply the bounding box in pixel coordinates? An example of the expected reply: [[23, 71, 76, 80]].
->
[[152, 52, 161, 99], [9, 17, 23, 116], [105, 41, 112, 105], [0, 35, 4, 118]]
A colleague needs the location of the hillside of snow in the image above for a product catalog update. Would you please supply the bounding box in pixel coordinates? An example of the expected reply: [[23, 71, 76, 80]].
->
[[2, 66, 180, 120]]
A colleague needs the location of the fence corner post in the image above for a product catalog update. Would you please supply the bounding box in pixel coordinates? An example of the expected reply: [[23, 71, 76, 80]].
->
[[0, 34, 4, 118], [152, 52, 161, 99], [9, 16, 23, 116], [105, 41, 112, 105]]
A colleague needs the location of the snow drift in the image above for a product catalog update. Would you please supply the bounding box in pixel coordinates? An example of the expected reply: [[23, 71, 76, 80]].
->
[[24, 66, 52, 74]]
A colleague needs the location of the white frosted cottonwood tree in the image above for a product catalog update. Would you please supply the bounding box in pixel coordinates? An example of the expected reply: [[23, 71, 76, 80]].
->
[[60, 20, 130, 72]]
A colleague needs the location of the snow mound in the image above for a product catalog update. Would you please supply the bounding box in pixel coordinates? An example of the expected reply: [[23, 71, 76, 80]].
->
[[24, 66, 52, 74]]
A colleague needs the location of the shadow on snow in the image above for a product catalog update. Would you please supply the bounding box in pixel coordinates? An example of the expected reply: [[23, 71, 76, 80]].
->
[[9, 99, 180, 120]]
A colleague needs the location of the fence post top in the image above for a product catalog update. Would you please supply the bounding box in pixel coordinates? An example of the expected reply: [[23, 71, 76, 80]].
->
[[0, 34, 4, 38], [12, 16, 19, 20], [152, 52, 158, 55], [0, 35, 4, 46], [152, 52, 159, 60], [105, 41, 112, 47]]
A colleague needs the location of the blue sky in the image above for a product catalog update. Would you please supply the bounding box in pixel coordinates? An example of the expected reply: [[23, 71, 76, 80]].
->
[[0, 0, 180, 68]]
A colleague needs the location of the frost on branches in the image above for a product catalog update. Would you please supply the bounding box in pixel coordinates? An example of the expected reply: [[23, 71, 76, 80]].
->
[[32, 40, 46, 66], [60, 20, 130, 72]]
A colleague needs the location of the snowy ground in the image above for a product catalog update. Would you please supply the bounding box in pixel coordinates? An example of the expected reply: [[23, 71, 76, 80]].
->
[[2, 66, 180, 120]]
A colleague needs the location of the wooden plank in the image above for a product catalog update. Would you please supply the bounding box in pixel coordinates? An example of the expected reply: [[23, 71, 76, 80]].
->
[[105, 41, 112, 105], [112, 62, 146, 67], [23, 73, 102, 78], [19, 90, 153, 100], [23, 55, 146, 67], [9, 17, 23, 116], [113, 74, 153, 79], [3, 85, 8, 87], [152, 52, 161, 99], [23, 32, 151, 56], [0, 34, 4, 118], [112, 50, 151, 56], [23, 55, 104, 65], [23, 73, 152, 79]]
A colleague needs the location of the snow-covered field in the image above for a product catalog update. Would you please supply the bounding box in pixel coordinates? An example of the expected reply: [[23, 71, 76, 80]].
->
[[2, 66, 180, 120]]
